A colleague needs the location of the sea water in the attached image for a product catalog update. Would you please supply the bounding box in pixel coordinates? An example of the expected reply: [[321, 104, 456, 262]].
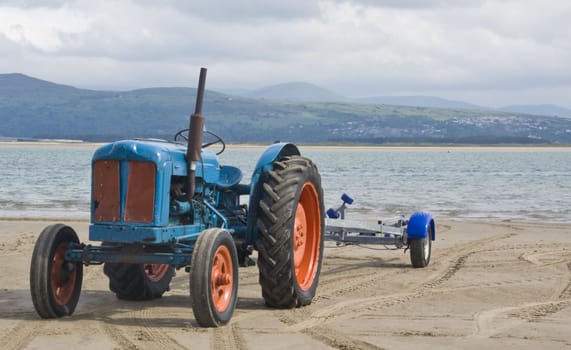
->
[[0, 144, 570, 223]]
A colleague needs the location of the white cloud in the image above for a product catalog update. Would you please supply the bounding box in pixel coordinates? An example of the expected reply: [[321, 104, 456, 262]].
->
[[0, 5, 91, 52], [158, 0, 321, 22], [0, 0, 570, 107]]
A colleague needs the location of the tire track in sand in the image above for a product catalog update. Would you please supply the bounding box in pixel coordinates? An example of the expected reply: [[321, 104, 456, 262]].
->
[[100, 307, 187, 350], [314, 266, 410, 304], [1, 319, 44, 350], [560, 262, 571, 299], [472, 253, 571, 338], [284, 232, 516, 334], [510, 261, 571, 322], [315, 251, 474, 323], [473, 298, 571, 338], [310, 220, 452, 304], [270, 233, 512, 350], [100, 322, 139, 350], [303, 325, 386, 350], [306, 223, 494, 309], [518, 248, 571, 266], [210, 323, 248, 350]]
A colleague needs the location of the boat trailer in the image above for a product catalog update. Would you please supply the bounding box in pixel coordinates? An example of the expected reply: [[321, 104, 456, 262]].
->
[[324, 194, 435, 268]]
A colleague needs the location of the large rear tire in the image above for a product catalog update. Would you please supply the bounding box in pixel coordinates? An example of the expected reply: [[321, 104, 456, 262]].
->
[[409, 225, 432, 268], [256, 156, 325, 308], [30, 224, 83, 318], [103, 262, 174, 300], [190, 228, 239, 327]]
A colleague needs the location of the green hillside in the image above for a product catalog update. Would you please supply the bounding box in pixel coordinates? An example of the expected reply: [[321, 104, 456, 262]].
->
[[243, 82, 348, 102], [1, 74, 570, 144]]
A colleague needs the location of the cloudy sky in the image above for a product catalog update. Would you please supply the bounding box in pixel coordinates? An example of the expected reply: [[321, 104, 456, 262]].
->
[[0, 0, 570, 107]]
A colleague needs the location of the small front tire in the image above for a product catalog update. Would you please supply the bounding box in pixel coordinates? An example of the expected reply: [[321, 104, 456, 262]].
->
[[30, 224, 83, 318], [190, 229, 239, 327]]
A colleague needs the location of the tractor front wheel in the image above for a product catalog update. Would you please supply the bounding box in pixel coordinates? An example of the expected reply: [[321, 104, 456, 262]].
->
[[256, 156, 325, 308], [30, 224, 83, 318], [190, 228, 239, 327], [104, 262, 174, 300]]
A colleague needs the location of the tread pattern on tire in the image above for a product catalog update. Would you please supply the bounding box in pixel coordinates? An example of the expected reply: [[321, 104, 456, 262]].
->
[[256, 156, 324, 308], [104, 263, 174, 301]]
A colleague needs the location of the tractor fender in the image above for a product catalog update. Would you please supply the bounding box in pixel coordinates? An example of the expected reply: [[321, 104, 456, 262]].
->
[[245, 143, 300, 245], [251, 142, 300, 180], [407, 212, 435, 240]]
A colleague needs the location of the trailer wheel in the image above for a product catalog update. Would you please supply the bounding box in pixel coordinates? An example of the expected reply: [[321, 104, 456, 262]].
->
[[104, 262, 174, 300], [256, 156, 325, 308], [190, 228, 239, 327], [409, 225, 432, 268], [30, 224, 83, 318]]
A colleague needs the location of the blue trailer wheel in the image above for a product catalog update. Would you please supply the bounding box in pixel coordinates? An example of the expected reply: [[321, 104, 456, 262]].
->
[[409, 224, 432, 268]]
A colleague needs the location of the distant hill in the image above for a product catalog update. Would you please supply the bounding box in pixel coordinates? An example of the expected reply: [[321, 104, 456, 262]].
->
[[235, 80, 571, 118], [1, 73, 571, 144], [499, 104, 571, 118], [242, 82, 348, 102], [0, 73, 106, 98], [0, 73, 75, 94], [242, 83, 483, 109], [356, 95, 483, 110]]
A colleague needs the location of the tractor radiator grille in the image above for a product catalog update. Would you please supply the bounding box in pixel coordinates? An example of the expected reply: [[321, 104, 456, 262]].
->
[[93, 160, 120, 222], [125, 161, 156, 223], [93, 160, 156, 223]]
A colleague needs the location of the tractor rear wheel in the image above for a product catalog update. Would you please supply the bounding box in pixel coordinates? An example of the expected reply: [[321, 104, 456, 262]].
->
[[409, 225, 432, 268], [30, 224, 83, 318], [190, 228, 239, 327], [256, 156, 324, 308], [104, 262, 174, 300]]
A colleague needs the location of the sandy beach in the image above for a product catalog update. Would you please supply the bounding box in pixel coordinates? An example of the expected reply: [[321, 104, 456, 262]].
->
[[0, 219, 570, 349]]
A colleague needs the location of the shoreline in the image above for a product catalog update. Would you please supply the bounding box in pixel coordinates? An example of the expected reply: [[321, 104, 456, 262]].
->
[[1, 217, 569, 227], [2, 140, 570, 152]]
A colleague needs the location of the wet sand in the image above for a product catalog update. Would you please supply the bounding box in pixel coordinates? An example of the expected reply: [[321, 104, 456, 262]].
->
[[0, 220, 570, 349]]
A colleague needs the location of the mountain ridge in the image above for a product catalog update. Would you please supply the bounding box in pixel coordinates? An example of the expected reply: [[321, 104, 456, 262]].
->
[[238, 80, 571, 117], [240, 81, 348, 102], [499, 104, 571, 118], [1, 73, 570, 144], [5, 73, 569, 117]]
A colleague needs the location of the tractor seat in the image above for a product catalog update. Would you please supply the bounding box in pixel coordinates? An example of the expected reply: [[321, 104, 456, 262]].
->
[[217, 165, 243, 188]]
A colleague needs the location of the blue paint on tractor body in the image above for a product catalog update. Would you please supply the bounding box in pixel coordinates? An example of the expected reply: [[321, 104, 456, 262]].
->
[[87, 139, 299, 253]]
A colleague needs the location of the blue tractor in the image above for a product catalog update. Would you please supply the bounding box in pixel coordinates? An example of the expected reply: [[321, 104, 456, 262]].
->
[[29, 68, 325, 327]]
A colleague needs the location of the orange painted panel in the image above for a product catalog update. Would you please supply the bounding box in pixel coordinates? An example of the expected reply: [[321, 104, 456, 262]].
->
[[93, 160, 120, 222], [125, 161, 156, 223]]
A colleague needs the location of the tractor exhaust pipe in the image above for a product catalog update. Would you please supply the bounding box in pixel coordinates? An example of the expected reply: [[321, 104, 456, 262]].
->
[[187, 67, 207, 201]]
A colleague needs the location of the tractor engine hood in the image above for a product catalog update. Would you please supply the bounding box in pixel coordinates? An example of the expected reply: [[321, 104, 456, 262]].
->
[[92, 139, 221, 184]]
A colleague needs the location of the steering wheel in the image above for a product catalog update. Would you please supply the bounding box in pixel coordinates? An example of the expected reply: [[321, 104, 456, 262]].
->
[[174, 129, 226, 155]]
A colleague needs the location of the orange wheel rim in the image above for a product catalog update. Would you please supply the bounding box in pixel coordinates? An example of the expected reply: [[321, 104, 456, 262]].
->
[[144, 264, 169, 282], [293, 182, 321, 291], [211, 245, 234, 313], [50, 243, 77, 306]]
